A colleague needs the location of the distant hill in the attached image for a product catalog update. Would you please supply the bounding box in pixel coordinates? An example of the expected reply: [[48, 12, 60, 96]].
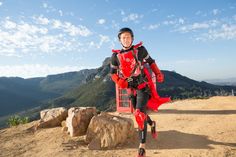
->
[[0, 69, 96, 128], [39, 69, 97, 94], [205, 78, 236, 86], [1, 57, 236, 128], [0, 77, 55, 117], [49, 58, 115, 111]]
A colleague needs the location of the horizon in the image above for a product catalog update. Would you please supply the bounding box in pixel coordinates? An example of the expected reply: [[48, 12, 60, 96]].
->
[[0, 0, 236, 81], [1, 66, 236, 83]]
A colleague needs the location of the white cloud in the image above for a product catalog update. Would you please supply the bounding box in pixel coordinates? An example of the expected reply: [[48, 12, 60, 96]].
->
[[23, 23, 47, 34], [4, 20, 17, 29], [0, 17, 94, 57], [171, 15, 236, 41], [176, 22, 210, 33], [111, 20, 120, 29], [98, 19, 106, 25], [147, 24, 160, 30], [0, 64, 85, 78], [69, 12, 74, 17], [88, 34, 110, 49], [195, 10, 207, 17], [99, 34, 110, 46], [42, 2, 57, 13], [63, 22, 92, 36], [121, 10, 125, 15], [0, 2, 2, 6], [163, 20, 176, 26], [122, 13, 143, 23], [167, 14, 175, 18], [0, 20, 51, 55], [52, 20, 92, 37], [178, 18, 185, 24], [212, 9, 220, 15], [34, 15, 50, 25], [38, 35, 61, 52], [208, 19, 220, 27], [52, 19, 62, 28], [197, 24, 236, 41], [192, 23, 209, 29], [59, 10, 63, 16], [43, 3, 48, 8], [162, 17, 185, 26]]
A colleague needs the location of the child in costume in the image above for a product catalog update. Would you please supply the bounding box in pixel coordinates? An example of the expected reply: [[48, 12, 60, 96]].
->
[[110, 27, 170, 157]]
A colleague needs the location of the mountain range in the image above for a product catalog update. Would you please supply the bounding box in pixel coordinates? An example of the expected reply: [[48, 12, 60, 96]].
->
[[205, 78, 236, 86], [0, 57, 235, 128]]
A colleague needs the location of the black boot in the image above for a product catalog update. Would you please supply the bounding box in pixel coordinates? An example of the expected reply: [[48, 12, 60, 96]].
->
[[137, 147, 146, 157], [151, 121, 157, 139]]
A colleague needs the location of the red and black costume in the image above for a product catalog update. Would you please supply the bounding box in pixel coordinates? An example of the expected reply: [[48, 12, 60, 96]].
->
[[110, 42, 170, 144]]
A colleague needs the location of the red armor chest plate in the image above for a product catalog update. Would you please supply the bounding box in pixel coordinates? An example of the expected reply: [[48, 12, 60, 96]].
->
[[117, 49, 140, 78]]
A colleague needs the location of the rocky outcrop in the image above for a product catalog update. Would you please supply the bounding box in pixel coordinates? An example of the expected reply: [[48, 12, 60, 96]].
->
[[36, 107, 68, 129], [85, 112, 135, 150], [66, 107, 97, 137]]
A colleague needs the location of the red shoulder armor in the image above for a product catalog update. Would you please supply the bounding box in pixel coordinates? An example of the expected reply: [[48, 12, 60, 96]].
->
[[112, 49, 121, 53], [133, 41, 143, 49], [112, 41, 142, 53]]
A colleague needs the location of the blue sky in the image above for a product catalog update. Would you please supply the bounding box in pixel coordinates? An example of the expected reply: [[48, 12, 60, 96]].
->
[[0, 0, 236, 81]]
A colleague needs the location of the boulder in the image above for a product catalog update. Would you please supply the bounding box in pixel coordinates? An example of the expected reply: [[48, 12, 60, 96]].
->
[[66, 107, 97, 137], [85, 112, 135, 149], [36, 107, 68, 128], [61, 120, 68, 132]]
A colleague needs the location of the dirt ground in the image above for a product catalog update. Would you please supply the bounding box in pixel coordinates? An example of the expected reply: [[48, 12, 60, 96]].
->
[[1, 96, 236, 157]]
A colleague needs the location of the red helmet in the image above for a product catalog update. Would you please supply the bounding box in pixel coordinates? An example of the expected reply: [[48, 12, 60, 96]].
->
[[118, 27, 134, 39]]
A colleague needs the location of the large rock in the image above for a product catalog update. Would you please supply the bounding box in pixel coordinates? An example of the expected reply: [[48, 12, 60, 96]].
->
[[37, 107, 68, 128], [66, 107, 97, 137], [85, 112, 135, 150]]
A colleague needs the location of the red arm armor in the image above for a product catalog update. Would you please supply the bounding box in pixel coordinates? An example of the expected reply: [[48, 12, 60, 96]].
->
[[150, 62, 164, 83], [111, 74, 128, 88]]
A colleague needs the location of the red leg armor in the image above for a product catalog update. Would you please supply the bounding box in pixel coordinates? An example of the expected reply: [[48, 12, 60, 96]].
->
[[134, 109, 147, 130]]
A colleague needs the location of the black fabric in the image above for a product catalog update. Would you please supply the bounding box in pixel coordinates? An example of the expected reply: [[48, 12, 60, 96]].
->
[[151, 121, 156, 135], [127, 74, 147, 88], [129, 87, 153, 143], [138, 147, 146, 156], [137, 87, 149, 143], [147, 115, 153, 126], [129, 90, 152, 126]]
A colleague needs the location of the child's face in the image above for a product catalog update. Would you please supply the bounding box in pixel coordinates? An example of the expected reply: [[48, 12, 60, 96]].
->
[[119, 32, 133, 49]]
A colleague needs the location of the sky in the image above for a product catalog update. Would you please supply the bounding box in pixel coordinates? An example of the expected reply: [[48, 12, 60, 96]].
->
[[0, 0, 236, 81]]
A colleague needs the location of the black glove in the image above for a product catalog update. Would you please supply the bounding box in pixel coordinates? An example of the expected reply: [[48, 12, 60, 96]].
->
[[127, 78, 139, 88]]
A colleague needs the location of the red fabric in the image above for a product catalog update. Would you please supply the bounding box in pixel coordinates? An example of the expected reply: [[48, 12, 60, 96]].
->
[[134, 109, 146, 130], [111, 73, 119, 82], [118, 79, 128, 88], [116, 49, 139, 78], [137, 82, 147, 90], [147, 97, 171, 111], [112, 49, 121, 53], [143, 67, 171, 111], [133, 41, 143, 49], [150, 62, 164, 83], [111, 74, 128, 88]]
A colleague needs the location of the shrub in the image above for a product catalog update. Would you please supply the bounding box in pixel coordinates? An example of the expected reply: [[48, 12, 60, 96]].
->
[[7, 115, 29, 127]]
